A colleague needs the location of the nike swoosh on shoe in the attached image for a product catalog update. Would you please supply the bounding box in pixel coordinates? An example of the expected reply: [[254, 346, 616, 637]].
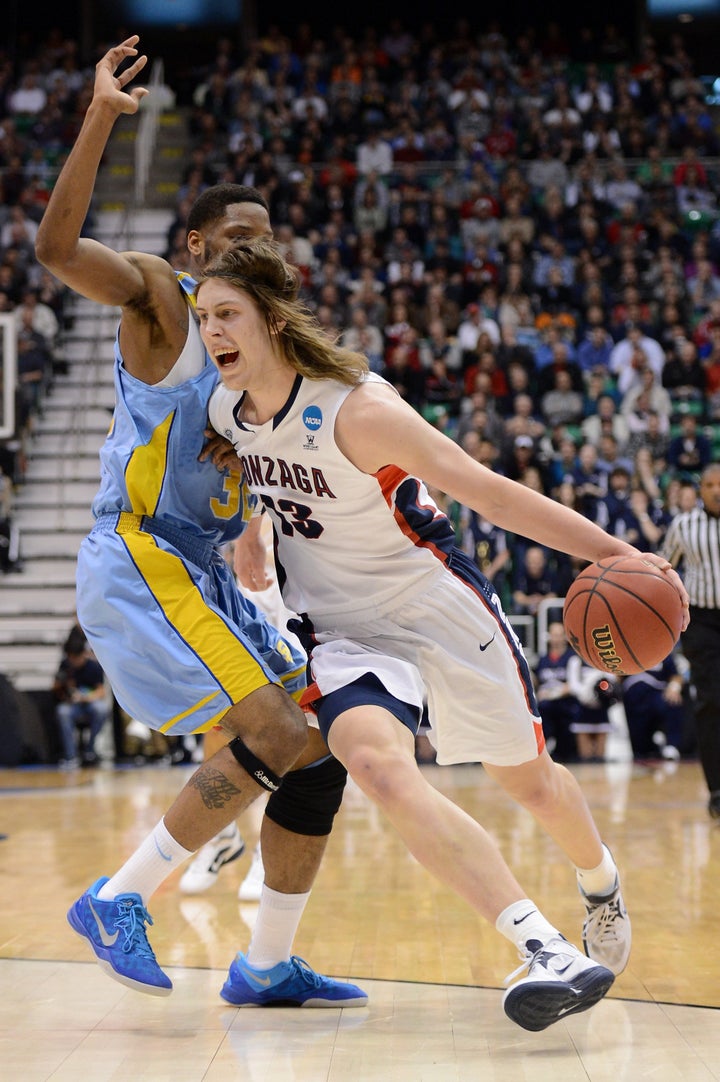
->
[[239, 963, 273, 987], [88, 899, 119, 946]]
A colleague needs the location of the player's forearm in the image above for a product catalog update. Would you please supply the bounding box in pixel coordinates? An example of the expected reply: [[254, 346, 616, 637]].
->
[[36, 101, 118, 266], [480, 477, 639, 564]]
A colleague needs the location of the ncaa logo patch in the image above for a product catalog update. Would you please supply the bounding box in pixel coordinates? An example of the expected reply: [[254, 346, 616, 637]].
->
[[303, 405, 322, 451], [303, 406, 323, 431]]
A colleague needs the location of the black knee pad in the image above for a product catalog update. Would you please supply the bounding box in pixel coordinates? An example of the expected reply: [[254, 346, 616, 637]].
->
[[228, 734, 281, 792], [265, 753, 347, 836]]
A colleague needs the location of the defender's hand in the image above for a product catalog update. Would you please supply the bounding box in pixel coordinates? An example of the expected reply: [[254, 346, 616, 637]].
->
[[94, 36, 149, 115]]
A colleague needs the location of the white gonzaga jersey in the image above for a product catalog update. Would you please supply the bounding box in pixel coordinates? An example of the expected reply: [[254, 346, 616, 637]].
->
[[210, 372, 456, 622], [211, 371, 542, 767]]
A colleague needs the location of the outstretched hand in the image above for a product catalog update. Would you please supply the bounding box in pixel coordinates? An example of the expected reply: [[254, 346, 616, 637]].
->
[[94, 35, 149, 115]]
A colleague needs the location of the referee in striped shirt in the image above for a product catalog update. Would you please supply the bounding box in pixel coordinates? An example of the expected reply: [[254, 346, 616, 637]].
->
[[661, 462, 720, 820]]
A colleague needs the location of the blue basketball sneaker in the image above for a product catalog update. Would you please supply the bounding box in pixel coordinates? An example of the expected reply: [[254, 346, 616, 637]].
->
[[67, 876, 172, 996], [220, 952, 368, 1007]]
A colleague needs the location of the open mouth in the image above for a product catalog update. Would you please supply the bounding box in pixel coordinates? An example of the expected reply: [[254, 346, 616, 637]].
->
[[215, 350, 239, 367]]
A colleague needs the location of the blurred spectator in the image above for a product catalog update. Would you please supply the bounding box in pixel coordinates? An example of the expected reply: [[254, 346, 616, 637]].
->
[[381, 339, 425, 409], [566, 655, 617, 762], [572, 441, 607, 520], [628, 484, 671, 551], [356, 126, 393, 177], [621, 654, 687, 761], [353, 184, 388, 237], [633, 445, 667, 502], [16, 317, 52, 424], [341, 306, 384, 371], [455, 505, 511, 603], [422, 355, 463, 416], [8, 69, 47, 118], [456, 301, 500, 355], [662, 338, 707, 414], [511, 543, 562, 619], [418, 318, 462, 374], [540, 367, 584, 428], [666, 412, 712, 479], [546, 434, 580, 492], [526, 137, 569, 195], [13, 286, 59, 351], [533, 238, 575, 291], [533, 325, 580, 377], [576, 325, 613, 375], [595, 465, 639, 539], [605, 160, 643, 212], [581, 393, 630, 449], [596, 431, 635, 480], [53, 635, 108, 769], [626, 408, 672, 471], [503, 395, 546, 447], [609, 323, 665, 396], [621, 367, 673, 431], [700, 320, 720, 419], [534, 622, 581, 762], [0, 462, 20, 573]]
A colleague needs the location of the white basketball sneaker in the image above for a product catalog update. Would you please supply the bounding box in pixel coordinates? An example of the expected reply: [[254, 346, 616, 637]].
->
[[580, 877, 631, 975], [179, 823, 245, 895], [238, 842, 265, 902], [503, 935, 614, 1031]]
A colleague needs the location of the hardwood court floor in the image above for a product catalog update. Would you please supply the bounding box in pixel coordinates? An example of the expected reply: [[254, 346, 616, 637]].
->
[[1, 759, 719, 1081]]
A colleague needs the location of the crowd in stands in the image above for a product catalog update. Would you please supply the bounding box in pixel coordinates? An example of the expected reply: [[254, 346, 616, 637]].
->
[[1, 17, 718, 758], [0, 29, 82, 564], [171, 20, 720, 609]]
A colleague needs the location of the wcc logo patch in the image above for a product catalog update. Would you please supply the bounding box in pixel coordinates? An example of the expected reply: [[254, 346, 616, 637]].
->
[[302, 405, 322, 451]]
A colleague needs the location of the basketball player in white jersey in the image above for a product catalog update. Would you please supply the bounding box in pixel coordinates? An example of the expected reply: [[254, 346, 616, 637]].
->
[[196, 241, 689, 1032]]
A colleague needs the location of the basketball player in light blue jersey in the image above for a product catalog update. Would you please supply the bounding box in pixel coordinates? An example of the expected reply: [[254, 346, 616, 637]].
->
[[35, 36, 365, 1009]]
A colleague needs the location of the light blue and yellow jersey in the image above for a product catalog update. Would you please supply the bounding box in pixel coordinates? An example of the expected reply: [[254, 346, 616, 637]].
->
[[76, 273, 306, 736], [92, 272, 255, 543]]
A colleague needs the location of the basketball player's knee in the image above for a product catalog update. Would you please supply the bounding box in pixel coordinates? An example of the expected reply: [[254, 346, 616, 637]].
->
[[222, 688, 307, 784], [265, 755, 347, 835], [345, 743, 412, 807], [515, 760, 570, 814], [228, 734, 284, 793]]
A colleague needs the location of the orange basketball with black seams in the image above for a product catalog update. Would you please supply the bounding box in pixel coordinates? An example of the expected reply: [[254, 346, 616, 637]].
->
[[562, 555, 684, 676]]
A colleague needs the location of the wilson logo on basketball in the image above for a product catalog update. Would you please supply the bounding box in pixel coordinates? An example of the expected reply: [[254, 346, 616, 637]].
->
[[591, 625, 623, 671]]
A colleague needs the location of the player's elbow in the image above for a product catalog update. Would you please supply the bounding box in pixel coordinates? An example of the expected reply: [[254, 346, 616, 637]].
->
[[35, 228, 73, 273]]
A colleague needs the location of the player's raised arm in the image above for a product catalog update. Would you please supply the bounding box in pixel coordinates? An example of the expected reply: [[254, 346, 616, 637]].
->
[[35, 36, 150, 307]]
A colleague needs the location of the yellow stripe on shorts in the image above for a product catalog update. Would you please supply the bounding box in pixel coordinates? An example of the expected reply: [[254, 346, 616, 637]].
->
[[120, 527, 270, 731]]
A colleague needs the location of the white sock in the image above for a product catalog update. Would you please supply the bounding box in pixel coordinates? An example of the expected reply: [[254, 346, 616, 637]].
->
[[246, 885, 311, 969], [98, 818, 194, 906], [575, 843, 618, 898], [495, 899, 560, 952]]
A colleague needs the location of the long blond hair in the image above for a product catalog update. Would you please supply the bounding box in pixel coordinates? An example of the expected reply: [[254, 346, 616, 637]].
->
[[197, 241, 369, 386]]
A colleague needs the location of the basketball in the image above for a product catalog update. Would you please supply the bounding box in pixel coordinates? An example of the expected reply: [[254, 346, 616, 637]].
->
[[562, 555, 684, 676]]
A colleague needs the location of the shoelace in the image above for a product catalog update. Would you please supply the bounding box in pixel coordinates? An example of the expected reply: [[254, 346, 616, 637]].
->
[[586, 895, 623, 943], [288, 956, 323, 989], [503, 935, 571, 986], [115, 898, 157, 959], [504, 939, 548, 986]]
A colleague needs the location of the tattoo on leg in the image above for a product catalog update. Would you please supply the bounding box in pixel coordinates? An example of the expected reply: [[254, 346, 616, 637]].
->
[[191, 766, 242, 810]]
